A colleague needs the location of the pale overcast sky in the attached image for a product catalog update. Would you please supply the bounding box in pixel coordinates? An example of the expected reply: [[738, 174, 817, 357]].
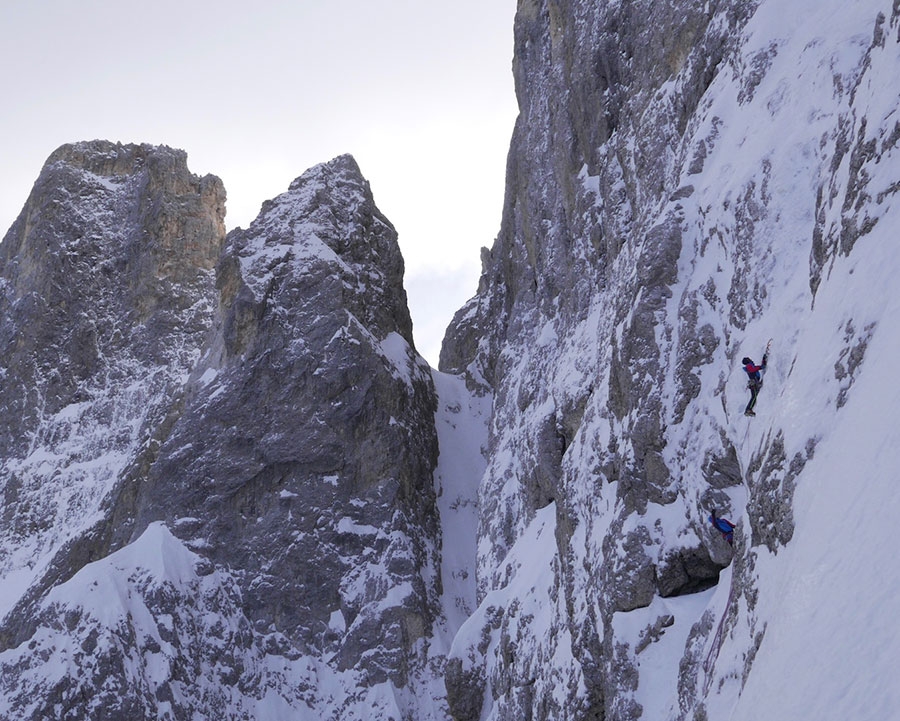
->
[[0, 0, 518, 365]]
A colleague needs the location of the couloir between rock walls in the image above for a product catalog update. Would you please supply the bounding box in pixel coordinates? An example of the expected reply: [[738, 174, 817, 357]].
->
[[3, 0, 900, 719]]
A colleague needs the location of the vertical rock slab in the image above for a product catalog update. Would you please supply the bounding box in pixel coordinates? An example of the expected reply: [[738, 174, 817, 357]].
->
[[0, 140, 225, 608], [129, 156, 442, 706]]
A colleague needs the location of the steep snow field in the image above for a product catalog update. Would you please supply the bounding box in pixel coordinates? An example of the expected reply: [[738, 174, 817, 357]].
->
[[431, 370, 491, 643], [446, 1, 900, 719], [720, 225, 900, 720], [691, 3, 900, 715], [636, 1, 900, 714]]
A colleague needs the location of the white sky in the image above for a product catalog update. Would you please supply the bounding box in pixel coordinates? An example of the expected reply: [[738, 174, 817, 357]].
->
[[0, 0, 518, 366]]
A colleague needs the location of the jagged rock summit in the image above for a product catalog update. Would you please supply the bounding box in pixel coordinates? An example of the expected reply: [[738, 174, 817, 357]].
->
[[0, 140, 226, 624], [0, 145, 447, 720], [3, 0, 900, 718], [127, 150, 443, 698]]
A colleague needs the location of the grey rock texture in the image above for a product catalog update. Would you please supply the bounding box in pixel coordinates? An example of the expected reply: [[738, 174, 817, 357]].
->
[[0, 140, 225, 632], [0, 140, 224, 459], [3, 0, 900, 718], [440, 3, 751, 718], [441, 1, 900, 720], [132, 154, 441, 690], [0, 149, 443, 719]]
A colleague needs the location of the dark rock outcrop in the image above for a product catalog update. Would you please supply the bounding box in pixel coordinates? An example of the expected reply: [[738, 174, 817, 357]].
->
[[132, 154, 441, 688]]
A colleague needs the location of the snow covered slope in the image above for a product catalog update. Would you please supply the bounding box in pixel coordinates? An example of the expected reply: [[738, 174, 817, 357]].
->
[[2, 1, 899, 718], [442, 1, 900, 720]]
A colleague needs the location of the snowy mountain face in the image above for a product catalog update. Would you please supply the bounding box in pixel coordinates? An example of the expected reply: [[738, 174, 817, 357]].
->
[[0, 141, 226, 643], [441, 1, 900, 720], [2, 1, 900, 720], [0, 148, 458, 720]]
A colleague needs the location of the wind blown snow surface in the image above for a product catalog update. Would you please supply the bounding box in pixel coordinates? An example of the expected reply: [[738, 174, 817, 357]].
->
[[674, 3, 900, 715], [431, 371, 491, 642]]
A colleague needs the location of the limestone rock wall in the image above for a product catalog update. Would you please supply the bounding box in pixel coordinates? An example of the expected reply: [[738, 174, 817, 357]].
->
[[0, 141, 226, 633], [442, 1, 900, 720], [132, 155, 442, 691], [0, 149, 445, 720], [2, 1, 900, 717]]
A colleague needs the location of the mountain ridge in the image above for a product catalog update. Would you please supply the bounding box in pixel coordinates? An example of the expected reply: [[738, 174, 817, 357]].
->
[[2, 1, 900, 719]]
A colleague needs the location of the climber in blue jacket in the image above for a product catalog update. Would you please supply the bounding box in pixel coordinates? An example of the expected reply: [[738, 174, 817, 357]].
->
[[709, 509, 735, 545]]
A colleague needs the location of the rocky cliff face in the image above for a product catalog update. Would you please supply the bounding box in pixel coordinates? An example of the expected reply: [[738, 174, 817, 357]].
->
[[0, 140, 226, 628], [126, 154, 443, 698], [442, 1, 900, 720], [0, 147, 449, 720], [2, 1, 900, 719]]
